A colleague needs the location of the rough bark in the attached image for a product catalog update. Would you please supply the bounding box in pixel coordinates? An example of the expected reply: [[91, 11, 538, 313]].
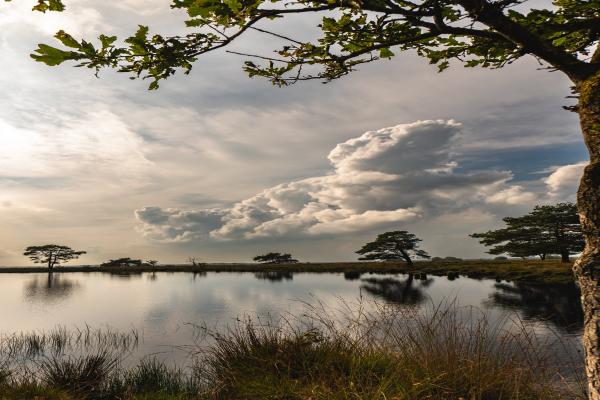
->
[[573, 70, 600, 400]]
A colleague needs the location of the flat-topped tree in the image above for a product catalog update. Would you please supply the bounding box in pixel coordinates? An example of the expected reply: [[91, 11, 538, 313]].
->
[[471, 202, 584, 263], [253, 252, 298, 264], [23, 244, 86, 270], [357, 231, 430, 266], [100, 258, 143, 267]]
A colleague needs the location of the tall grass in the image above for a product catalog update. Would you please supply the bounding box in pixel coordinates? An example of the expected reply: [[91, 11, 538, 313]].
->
[[0, 301, 586, 399], [0, 325, 139, 359], [196, 301, 584, 399]]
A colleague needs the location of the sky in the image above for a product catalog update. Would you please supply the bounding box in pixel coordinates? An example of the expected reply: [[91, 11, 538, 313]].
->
[[0, 0, 589, 265]]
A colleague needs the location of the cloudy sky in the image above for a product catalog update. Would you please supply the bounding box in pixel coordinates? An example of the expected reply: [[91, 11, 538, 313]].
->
[[0, 0, 589, 265]]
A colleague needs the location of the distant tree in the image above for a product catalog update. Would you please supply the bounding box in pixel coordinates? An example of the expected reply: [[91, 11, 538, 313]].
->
[[187, 257, 206, 267], [23, 244, 86, 270], [356, 231, 430, 266], [471, 203, 584, 263], [253, 253, 298, 264], [100, 257, 143, 267], [432, 256, 463, 262], [146, 260, 158, 268]]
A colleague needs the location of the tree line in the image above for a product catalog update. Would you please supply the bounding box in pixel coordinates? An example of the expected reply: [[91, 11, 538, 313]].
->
[[21, 202, 583, 269]]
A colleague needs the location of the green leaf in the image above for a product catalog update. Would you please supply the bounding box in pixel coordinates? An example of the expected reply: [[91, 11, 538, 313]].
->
[[379, 47, 394, 58], [30, 44, 77, 66], [55, 30, 80, 48]]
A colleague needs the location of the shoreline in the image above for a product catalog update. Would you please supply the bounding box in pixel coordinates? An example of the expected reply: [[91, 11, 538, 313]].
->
[[0, 260, 574, 283]]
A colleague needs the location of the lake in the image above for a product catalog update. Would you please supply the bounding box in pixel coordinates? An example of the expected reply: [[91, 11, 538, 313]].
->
[[0, 271, 584, 366]]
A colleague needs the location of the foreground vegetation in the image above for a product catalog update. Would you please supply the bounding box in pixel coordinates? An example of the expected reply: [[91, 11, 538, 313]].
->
[[0, 259, 575, 283], [0, 303, 585, 399]]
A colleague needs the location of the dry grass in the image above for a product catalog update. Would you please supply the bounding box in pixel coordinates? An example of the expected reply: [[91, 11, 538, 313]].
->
[[0, 301, 586, 399]]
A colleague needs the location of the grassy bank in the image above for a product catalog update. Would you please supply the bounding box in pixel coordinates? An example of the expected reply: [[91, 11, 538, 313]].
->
[[0, 260, 575, 283], [0, 304, 585, 399]]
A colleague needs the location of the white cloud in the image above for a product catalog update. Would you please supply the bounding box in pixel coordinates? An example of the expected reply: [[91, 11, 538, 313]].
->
[[135, 120, 534, 242], [485, 185, 537, 205], [545, 162, 587, 201], [0, 109, 152, 185], [135, 206, 225, 243]]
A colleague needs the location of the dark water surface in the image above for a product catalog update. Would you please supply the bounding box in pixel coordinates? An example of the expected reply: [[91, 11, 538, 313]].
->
[[0, 271, 583, 364]]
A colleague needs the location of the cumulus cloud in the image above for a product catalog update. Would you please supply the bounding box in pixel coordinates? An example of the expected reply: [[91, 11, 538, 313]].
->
[[135, 206, 225, 242], [485, 185, 537, 205], [545, 162, 587, 201], [135, 120, 538, 242]]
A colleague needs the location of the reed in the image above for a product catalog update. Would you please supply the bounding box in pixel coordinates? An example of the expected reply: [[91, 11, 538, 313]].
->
[[0, 301, 586, 399]]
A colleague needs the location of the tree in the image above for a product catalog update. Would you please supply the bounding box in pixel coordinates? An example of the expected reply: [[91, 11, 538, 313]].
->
[[471, 202, 584, 262], [253, 252, 298, 264], [356, 231, 430, 265], [100, 257, 143, 267], [23, 244, 86, 270], [8, 0, 600, 395]]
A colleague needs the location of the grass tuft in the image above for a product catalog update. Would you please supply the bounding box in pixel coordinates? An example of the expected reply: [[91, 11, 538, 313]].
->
[[0, 301, 586, 399]]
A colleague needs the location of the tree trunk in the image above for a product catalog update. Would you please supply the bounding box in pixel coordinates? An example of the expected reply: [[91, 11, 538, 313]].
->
[[561, 250, 570, 263], [399, 249, 413, 266], [573, 70, 600, 400]]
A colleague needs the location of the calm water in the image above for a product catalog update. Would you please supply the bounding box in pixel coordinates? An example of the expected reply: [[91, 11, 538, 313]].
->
[[0, 271, 584, 364]]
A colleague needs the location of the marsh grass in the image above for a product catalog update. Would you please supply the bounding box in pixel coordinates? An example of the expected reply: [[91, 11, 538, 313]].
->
[[193, 300, 585, 399], [0, 325, 139, 360], [0, 301, 586, 399]]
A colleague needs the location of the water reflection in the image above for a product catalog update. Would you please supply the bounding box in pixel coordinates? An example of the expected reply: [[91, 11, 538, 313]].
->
[[254, 271, 294, 282], [343, 271, 362, 281], [191, 271, 207, 281], [107, 270, 144, 280], [486, 282, 583, 333], [23, 273, 80, 303], [360, 274, 429, 305]]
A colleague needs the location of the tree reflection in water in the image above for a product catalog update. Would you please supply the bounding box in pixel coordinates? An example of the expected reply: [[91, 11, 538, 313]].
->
[[107, 270, 144, 280], [23, 273, 80, 303], [343, 271, 362, 281], [360, 274, 431, 305], [254, 271, 294, 282], [486, 281, 583, 333]]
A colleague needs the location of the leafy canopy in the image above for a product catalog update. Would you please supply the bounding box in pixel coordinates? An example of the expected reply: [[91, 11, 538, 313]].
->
[[9, 0, 599, 89], [356, 230, 430, 264], [253, 252, 299, 263], [100, 257, 144, 267], [23, 244, 86, 268], [471, 202, 584, 261]]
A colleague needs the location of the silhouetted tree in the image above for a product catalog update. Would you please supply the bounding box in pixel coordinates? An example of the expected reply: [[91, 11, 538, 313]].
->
[[471, 203, 584, 262], [253, 253, 298, 264], [23, 244, 86, 270], [100, 258, 143, 267], [187, 257, 206, 267], [356, 231, 430, 265]]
